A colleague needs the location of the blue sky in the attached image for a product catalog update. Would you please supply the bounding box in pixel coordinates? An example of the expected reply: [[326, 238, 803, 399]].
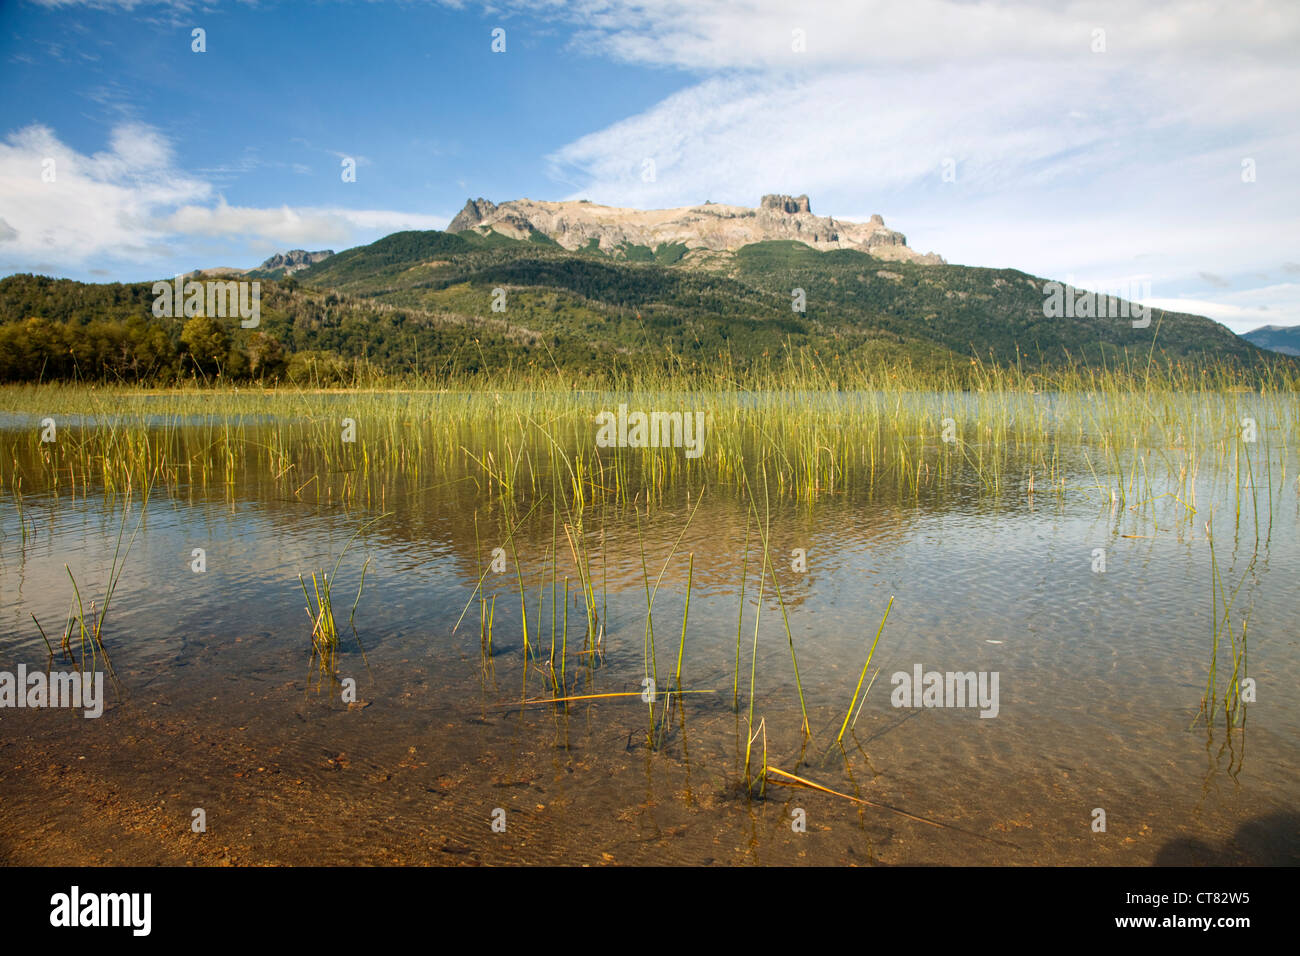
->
[[2, 0, 1298, 333]]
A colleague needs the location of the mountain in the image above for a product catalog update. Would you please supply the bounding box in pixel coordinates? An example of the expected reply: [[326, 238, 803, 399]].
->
[[447, 194, 944, 265], [1242, 324, 1300, 356], [0, 224, 1289, 384], [252, 249, 335, 276], [289, 227, 1270, 373], [183, 250, 335, 279], [185, 266, 245, 277]]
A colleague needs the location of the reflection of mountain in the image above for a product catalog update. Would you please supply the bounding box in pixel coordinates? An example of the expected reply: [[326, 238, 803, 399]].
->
[[2, 429, 936, 613], [237, 478, 927, 613]]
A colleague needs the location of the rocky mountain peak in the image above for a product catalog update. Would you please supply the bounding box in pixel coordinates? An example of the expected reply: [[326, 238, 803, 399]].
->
[[448, 198, 498, 233], [760, 193, 812, 215], [258, 249, 335, 273]]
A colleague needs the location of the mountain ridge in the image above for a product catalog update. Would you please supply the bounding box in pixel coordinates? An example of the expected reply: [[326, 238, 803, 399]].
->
[[447, 194, 945, 265], [1242, 324, 1300, 356]]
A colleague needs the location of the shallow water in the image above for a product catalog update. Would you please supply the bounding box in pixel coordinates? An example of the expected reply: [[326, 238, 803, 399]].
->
[[1, 396, 1297, 865]]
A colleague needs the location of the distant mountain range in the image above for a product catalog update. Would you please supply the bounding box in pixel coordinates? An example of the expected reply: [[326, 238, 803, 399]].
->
[[1242, 324, 1300, 356]]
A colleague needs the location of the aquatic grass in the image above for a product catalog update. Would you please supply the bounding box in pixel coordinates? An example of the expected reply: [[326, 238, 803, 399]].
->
[[743, 551, 766, 785], [634, 507, 659, 737], [850, 665, 883, 733], [506, 688, 716, 709], [744, 716, 768, 797], [765, 767, 948, 830], [743, 465, 811, 737], [11, 476, 30, 551], [837, 596, 893, 745], [30, 486, 143, 693], [1, 369, 1296, 755], [300, 568, 341, 681], [672, 552, 693, 694], [1195, 514, 1251, 729], [633, 489, 703, 743], [298, 514, 385, 689], [732, 512, 751, 711]]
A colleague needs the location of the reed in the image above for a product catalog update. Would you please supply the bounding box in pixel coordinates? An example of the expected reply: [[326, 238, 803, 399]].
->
[[1195, 515, 1251, 728], [1, 367, 1294, 765], [299, 515, 383, 688], [744, 716, 768, 796], [733, 512, 751, 711], [744, 466, 810, 737], [300, 568, 342, 681], [673, 553, 693, 694], [837, 596, 894, 744]]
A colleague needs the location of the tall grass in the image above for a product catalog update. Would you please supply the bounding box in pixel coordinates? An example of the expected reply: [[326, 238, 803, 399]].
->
[[29, 483, 145, 695], [2, 362, 1294, 519]]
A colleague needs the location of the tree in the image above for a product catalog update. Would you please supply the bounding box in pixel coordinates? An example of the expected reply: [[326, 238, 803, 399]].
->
[[180, 315, 229, 375], [246, 331, 285, 380]]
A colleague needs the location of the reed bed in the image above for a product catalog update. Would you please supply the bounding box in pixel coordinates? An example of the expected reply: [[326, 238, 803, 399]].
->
[[1, 362, 1294, 802], [2, 364, 1293, 524]]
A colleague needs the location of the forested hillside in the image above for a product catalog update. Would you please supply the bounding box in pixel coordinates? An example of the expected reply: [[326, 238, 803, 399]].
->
[[0, 229, 1282, 384]]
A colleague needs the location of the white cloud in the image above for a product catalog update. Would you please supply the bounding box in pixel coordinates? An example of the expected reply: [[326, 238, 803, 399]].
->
[[0, 123, 211, 263], [0, 124, 446, 278], [157, 199, 444, 247], [1144, 283, 1300, 335]]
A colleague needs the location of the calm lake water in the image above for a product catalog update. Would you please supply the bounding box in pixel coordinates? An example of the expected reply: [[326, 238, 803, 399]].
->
[[1, 394, 1297, 865]]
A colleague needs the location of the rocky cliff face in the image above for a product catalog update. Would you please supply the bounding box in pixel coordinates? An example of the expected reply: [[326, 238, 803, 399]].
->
[[447, 199, 498, 233], [760, 194, 813, 214], [257, 249, 335, 273], [446, 194, 943, 264]]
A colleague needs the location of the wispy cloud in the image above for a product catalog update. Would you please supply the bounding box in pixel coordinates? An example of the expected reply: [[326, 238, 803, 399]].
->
[[477, 0, 1300, 69]]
